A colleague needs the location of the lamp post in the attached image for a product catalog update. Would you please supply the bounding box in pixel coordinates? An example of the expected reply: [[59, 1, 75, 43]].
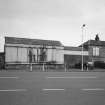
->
[[81, 24, 86, 71]]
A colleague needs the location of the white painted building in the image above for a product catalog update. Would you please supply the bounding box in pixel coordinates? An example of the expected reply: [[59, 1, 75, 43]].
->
[[5, 37, 64, 65]]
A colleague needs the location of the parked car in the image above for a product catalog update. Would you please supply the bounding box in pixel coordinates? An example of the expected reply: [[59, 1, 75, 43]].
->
[[94, 61, 105, 69]]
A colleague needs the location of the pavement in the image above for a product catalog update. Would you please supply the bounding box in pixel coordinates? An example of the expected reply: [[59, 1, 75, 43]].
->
[[0, 71, 105, 105], [1, 68, 105, 72]]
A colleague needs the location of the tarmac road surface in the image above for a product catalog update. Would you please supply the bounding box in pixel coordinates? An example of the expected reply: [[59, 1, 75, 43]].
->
[[0, 71, 105, 105]]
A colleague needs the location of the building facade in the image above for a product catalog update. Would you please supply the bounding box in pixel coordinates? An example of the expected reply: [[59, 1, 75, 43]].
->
[[3, 36, 105, 70], [81, 39, 105, 63], [4, 37, 64, 70]]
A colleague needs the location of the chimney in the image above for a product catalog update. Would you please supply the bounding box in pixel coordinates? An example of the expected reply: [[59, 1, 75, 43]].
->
[[95, 34, 100, 41]]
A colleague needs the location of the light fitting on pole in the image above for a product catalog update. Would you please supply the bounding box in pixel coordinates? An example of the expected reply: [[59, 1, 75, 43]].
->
[[82, 24, 86, 27]]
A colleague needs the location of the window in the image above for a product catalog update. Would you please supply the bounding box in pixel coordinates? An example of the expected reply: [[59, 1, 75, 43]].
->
[[93, 47, 99, 56]]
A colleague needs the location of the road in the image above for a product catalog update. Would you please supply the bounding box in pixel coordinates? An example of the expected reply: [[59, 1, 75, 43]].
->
[[0, 71, 105, 105]]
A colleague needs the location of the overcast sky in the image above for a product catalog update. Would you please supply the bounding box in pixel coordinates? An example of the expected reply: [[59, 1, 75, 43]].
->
[[0, 0, 105, 51]]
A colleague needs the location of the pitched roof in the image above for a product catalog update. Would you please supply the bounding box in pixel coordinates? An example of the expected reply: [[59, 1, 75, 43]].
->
[[5, 37, 63, 46], [64, 46, 87, 51], [79, 40, 105, 47]]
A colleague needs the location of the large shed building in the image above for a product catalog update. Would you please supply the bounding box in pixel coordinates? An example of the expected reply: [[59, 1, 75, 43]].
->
[[4, 37, 64, 70]]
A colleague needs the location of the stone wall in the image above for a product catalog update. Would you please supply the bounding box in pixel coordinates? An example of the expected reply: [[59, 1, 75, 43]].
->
[[88, 46, 105, 62]]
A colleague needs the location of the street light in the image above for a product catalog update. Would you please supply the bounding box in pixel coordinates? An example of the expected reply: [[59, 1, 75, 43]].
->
[[81, 24, 86, 71]]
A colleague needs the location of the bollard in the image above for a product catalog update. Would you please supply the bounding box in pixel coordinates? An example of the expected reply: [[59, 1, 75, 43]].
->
[[42, 63, 45, 72], [30, 63, 32, 72], [65, 64, 66, 72]]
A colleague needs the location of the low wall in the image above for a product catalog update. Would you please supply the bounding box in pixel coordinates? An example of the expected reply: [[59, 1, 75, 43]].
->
[[5, 63, 65, 71]]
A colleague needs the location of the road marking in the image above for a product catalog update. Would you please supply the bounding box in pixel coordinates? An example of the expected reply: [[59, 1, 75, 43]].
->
[[43, 89, 65, 91], [46, 76, 97, 79], [0, 77, 19, 79], [0, 89, 27, 92], [82, 88, 105, 91]]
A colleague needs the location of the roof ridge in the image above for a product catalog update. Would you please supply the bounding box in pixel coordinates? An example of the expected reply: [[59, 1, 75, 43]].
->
[[5, 36, 63, 46], [5, 36, 61, 42]]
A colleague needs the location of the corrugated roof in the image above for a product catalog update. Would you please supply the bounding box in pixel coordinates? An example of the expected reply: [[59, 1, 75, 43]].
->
[[64, 46, 87, 51], [79, 40, 105, 47], [5, 37, 63, 46]]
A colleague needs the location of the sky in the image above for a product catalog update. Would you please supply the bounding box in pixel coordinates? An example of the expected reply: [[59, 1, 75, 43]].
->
[[0, 0, 105, 51]]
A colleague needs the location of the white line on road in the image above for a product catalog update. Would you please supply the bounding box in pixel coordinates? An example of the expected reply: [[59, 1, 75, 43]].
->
[[0, 77, 19, 79], [43, 88, 105, 92], [0, 89, 27, 92], [82, 88, 105, 91], [46, 76, 97, 79], [43, 89, 65, 91]]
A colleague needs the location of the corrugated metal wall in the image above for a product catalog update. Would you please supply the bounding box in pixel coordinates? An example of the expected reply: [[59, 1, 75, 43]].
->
[[47, 48, 64, 64], [5, 47, 28, 63], [5, 47, 18, 62], [5, 46, 64, 64], [47, 49, 53, 62], [56, 49, 64, 63], [18, 48, 28, 62]]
